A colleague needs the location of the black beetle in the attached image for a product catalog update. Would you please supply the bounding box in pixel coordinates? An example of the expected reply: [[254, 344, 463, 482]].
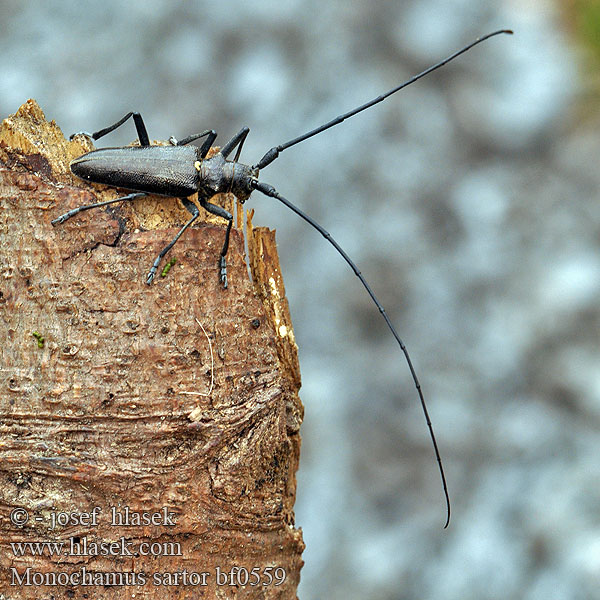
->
[[53, 30, 513, 527]]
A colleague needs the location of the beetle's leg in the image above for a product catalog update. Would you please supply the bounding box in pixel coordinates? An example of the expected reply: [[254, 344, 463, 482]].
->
[[51, 192, 147, 225], [146, 199, 200, 285], [175, 130, 218, 159], [198, 196, 233, 289], [70, 112, 150, 147], [220, 127, 250, 162]]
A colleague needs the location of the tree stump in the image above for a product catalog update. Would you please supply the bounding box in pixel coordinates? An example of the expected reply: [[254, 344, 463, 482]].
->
[[0, 100, 304, 599]]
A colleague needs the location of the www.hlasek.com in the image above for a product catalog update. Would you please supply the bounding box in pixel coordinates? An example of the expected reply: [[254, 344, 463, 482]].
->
[[11, 536, 182, 558]]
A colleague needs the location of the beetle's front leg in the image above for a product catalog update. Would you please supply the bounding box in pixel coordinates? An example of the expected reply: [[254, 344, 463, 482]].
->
[[220, 127, 250, 162], [198, 196, 233, 289]]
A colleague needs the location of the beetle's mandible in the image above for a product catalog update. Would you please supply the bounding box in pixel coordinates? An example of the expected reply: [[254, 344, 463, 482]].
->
[[52, 30, 513, 528]]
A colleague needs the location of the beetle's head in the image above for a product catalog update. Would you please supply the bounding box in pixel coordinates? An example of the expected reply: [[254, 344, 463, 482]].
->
[[230, 163, 259, 203]]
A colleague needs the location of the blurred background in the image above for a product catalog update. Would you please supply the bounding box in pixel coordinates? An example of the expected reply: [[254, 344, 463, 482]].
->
[[2, 0, 599, 598]]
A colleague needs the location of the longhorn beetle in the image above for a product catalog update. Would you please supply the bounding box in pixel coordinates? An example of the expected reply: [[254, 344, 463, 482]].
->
[[52, 29, 513, 528]]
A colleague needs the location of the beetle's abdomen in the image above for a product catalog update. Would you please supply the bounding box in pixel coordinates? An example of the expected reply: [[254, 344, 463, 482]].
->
[[70, 145, 200, 198]]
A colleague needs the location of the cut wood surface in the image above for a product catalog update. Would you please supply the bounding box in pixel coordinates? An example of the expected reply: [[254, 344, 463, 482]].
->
[[0, 100, 304, 599]]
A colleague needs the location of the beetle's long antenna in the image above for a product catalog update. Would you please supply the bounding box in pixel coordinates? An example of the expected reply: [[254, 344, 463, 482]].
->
[[254, 29, 512, 170], [252, 179, 451, 528]]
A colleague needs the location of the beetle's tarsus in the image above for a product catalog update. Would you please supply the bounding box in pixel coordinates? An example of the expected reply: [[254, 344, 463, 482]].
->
[[219, 256, 228, 289], [69, 131, 94, 141], [146, 266, 157, 285], [51, 210, 75, 225]]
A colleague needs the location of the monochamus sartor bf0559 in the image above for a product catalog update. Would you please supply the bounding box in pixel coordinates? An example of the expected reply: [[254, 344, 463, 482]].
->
[[52, 29, 513, 528]]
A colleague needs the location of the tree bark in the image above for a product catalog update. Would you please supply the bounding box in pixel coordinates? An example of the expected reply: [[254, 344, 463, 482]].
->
[[0, 100, 304, 599]]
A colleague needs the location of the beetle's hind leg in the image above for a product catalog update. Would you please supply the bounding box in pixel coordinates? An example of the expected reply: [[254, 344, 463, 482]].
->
[[70, 112, 150, 146], [51, 192, 147, 225], [198, 197, 233, 289], [145, 198, 200, 285]]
